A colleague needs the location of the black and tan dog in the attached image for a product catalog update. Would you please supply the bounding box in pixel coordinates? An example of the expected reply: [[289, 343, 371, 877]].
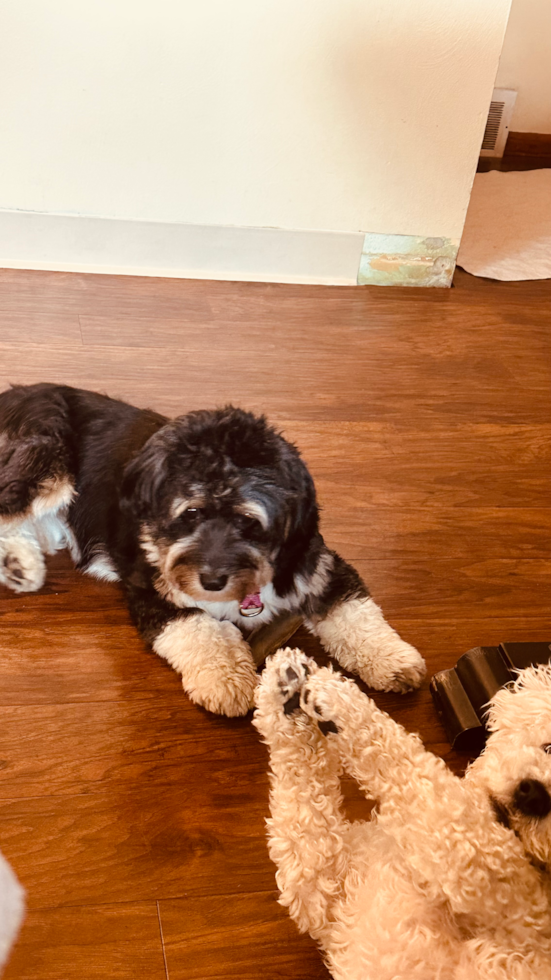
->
[[0, 384, 425, 715]]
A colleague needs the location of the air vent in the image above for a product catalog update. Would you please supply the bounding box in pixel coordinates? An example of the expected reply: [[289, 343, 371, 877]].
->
[[480, 88, 517, 158]]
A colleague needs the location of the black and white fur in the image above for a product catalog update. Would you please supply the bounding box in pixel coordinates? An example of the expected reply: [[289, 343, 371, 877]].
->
[[0, 384, 425, 716]]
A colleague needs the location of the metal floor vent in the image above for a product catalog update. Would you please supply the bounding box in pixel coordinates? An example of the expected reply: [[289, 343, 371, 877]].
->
[[480, 88, 517, 158]]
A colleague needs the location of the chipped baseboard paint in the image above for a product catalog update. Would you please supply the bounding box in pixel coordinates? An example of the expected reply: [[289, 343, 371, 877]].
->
[[358, 233, 459, 287]]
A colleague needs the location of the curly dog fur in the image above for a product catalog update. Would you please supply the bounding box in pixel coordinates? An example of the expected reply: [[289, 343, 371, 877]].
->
[[254, 650, 551, 980]]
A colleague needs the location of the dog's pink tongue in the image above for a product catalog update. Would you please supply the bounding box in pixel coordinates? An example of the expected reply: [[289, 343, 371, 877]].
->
[[241, 592, 263, 610], [240, 592, 264, 618]]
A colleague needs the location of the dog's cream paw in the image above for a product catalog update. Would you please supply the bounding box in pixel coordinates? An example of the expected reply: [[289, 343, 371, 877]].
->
[[361, 639, 426, 694], [154, 616, 257, 717], [0, 536, 46, 593], [314, 597, 426, 694], [385, 646, 426, 694], [188, 669, 255, 718], [186, 619, 258, 717]]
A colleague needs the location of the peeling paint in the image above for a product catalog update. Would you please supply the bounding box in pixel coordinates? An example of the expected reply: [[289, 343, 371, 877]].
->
[[357, 233, 459, 287]]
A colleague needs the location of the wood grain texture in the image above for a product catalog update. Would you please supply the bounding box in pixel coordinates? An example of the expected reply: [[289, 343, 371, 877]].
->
[[352, 558, 551, 620], [0, 785, 275, 909], [0, 697, 265, 800], [3, 904, 167, 980], [0, 624, 176, 705], [0, 342, 548, 424], [0, 312, 82, 346], [505, 132, 551, 158], [0, 265, 549, 978], [289, 421, 551, 508], [159, 891, 330, 980]]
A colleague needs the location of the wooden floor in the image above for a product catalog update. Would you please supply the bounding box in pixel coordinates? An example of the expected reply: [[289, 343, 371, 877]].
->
[[0, 265, 550, 979]]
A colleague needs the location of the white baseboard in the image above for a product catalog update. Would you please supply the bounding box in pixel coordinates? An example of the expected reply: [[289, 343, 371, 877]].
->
[[0, 210, 458, 287], [0, 210, 363, 286]]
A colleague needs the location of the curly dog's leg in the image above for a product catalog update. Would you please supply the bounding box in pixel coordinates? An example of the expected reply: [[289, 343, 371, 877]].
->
[[299, 667, 544, 929], [298, 666, 444, 804], [254, 649, 350, 942]]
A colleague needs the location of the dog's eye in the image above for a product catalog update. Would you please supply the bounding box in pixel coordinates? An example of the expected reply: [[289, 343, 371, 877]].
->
[[235, 513, 262, 534], [541, 744, 551, 754], [176, 507, 203, 525]]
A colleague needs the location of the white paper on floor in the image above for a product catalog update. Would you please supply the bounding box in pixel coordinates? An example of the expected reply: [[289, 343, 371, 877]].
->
[[457, 169, 551, 281]]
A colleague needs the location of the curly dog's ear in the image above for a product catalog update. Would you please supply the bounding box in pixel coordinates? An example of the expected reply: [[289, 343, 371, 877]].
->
[[120, 426, 175, 520], [512, 662, 551, 695], [486, 663, 551, 734]]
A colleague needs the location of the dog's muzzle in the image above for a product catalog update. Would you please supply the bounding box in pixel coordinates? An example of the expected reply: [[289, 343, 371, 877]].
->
[[513, 779, 551, 819]]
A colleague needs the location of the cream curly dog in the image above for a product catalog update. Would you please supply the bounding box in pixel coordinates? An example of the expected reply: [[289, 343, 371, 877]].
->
[[254, 649, 551, 980]]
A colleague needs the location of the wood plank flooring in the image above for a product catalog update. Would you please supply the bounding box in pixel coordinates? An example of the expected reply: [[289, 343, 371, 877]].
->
[[0, 266, 550, 979]]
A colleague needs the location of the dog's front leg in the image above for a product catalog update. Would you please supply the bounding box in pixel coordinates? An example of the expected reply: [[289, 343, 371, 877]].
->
[[307, 553, 425, 693], [253, 648, 350, 943], [126, 587, 257, 716]]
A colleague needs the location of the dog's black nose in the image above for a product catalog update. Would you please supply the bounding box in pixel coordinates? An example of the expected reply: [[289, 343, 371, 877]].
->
[[513, 779, 551, 818], [200, 573, 228, 592]]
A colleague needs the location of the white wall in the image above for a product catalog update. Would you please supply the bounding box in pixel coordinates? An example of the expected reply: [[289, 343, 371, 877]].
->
[[495, 0, 551, 134], [0, 0, 512, 283]]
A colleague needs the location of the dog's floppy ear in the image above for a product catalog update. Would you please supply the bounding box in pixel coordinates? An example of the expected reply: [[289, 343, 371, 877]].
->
[[287, 470, 319, 547], [273, 459, 322, 591], [120, 427, 175, 521]]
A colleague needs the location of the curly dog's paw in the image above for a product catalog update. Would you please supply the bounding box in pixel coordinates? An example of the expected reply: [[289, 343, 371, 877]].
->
[[254, 647, 318, 719], [300, 671, 344, 735], [279, 654, 314, 717], [300, 668, 367, 736]]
